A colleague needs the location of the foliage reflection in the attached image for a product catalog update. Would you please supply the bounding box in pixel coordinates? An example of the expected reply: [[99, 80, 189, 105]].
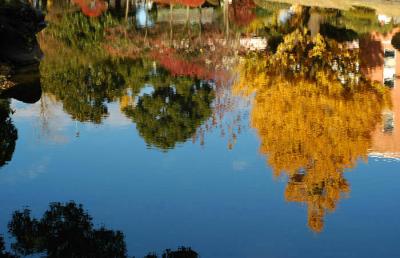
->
[[121, 77, 214, 150], [234, 29, 390, 232], [38, 6, 217, 149], [1, 201, 198, 258]]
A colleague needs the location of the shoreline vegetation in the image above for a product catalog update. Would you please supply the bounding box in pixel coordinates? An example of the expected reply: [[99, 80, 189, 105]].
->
[[259, 0, 400, 16]]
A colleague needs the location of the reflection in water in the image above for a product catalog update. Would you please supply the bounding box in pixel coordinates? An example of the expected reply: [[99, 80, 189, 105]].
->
[[0, 100, 17, 168], [1, 0, 400, 253], [121, 78, 215, 150], [367, 28, 400, 159], [135, 2, 155, 28], [0, 0, 44, 169], [8, 202, 126, 257], [38, 2, 220, 149], [0, 72, 43, 168], [234, 28, 390, 232], [39, 33, 216, 148], [40, 57, 127, 124], [73, 0, 108, 17], [0, 64, 42, 104], [18, 0, 400, 226], [1, 202, 198, 258], [145, 247, 198, 258], [0, 237, 16, 258]]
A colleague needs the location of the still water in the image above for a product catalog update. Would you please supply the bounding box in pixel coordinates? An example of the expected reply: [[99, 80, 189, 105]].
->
[[1, 0, 400, 257]]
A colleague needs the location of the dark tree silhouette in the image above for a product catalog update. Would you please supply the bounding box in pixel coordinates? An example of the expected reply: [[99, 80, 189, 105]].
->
[[0, 100, 17, 168], [162, 247, 198, 258], [145, 246, 198, 258], [0, 236, 17, 258], [4, 201, 199, 258], [8, 202, 127, 258]]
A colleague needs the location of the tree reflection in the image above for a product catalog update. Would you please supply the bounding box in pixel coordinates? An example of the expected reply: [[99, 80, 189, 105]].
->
[[0, 236, 17, 258], [229, 0, 257, 27], [3, 201, 198, 258], [72, 0, 108, 18], [122, 76, 215, 150], [8, 202, 127, 257], [37, 7, 126, 123], [41, 58, 127, 124], [0, 51, 41, 171], [234, 30, 390, 232], [40, 38, 216, 148], [39, 5, 217, 147], [0, 100, 17, 169], [161, 247, 198, 258], [0, 64, 42, 104]]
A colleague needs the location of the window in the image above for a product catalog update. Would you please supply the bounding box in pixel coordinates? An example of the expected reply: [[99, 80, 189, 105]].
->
[[383, 111, 395, 134], [384, 50, 396, 58]]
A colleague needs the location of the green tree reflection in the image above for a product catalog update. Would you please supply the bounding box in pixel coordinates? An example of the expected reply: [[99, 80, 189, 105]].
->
[[41, 58, 127, 124], [122, 76, 215, 150], [39, 6, 216, 148]]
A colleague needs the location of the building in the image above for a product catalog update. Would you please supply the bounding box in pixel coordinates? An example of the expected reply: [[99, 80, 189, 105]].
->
[[362, 29, 400, 159]]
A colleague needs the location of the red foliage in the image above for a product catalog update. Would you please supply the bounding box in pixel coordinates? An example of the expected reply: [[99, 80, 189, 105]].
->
[[229, 0, 256, 27], [150, 48, 212, 79], [73, 0, 108, 17]]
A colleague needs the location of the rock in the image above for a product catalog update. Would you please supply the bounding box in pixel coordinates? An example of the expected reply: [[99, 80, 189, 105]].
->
[[0, 63, 41, 103], [0, 0, 46, 65], [0, 63, 15, 91]]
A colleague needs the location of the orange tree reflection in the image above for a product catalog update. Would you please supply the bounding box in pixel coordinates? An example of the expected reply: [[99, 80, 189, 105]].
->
[[234, 29, 390, 232]]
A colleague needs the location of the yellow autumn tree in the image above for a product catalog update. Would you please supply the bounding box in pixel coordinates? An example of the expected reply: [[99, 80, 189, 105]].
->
[[233, 29, 390, 232]]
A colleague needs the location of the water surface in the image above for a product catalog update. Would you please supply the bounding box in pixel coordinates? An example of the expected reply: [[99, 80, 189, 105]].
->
[[1, 0, 400, 257]]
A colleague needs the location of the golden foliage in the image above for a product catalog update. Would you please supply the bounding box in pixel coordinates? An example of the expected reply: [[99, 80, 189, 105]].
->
[[233, 31, 390, 232]]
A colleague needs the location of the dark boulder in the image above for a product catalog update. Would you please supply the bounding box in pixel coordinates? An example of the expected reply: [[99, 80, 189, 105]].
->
[[0, 63, 41, 103], [0, 0, 46, 65]]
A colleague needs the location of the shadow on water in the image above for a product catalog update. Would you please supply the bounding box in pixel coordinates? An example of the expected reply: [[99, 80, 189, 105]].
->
[[0, 201, 198, 258]]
